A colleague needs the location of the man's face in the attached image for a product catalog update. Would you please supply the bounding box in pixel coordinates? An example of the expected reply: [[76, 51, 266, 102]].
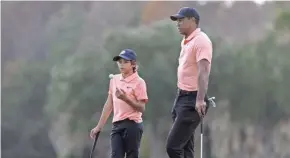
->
[[176, 17, 196, 35]]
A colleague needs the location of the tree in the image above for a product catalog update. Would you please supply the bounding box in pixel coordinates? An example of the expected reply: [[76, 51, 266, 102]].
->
[[210, 10, 290, 126], [1, 61, 56, 158], [45, 11, 290, 157]]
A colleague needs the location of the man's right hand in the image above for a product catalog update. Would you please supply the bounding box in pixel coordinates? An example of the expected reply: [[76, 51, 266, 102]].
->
[[195, 99, 207, 117], [90, 126, 101, 139]]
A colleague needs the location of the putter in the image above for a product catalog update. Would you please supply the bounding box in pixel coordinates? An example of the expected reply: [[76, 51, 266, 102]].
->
[[200, 97, 216, 158], [89, 74, 114, 158], [90, 131, 100, 158]]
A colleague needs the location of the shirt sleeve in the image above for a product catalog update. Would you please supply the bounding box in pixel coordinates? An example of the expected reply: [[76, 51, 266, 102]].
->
[[195, 36, 213, 63], [134, 79, 149, 103]]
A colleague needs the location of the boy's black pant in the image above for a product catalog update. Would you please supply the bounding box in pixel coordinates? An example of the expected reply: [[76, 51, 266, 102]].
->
[[111, 119, 143, 158], [166, 89, 209, 158]]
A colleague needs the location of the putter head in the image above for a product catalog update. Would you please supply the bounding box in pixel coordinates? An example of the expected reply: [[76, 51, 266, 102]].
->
[[207, 97, 216, 108], [109, 74, 114, 79]]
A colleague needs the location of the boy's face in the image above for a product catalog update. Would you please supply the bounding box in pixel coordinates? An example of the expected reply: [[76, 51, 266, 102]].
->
[[117, 58, 134, 74]]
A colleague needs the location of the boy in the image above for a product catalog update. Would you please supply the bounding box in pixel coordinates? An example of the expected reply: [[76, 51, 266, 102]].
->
[[90, 49, 149, 158]]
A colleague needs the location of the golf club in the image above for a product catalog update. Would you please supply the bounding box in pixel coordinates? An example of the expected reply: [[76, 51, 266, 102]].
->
[[200, 97, 216, 158], [90, 74, 114, 158], [90, 131, 100, 158]]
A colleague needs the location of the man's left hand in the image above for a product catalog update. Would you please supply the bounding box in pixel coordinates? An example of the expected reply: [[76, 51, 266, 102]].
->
[[195, 99, 206, 117]]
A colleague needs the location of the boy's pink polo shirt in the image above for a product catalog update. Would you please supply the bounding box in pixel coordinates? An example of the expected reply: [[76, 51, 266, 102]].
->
[[108, 72, 148, 123], [177, 28, 213, 91]]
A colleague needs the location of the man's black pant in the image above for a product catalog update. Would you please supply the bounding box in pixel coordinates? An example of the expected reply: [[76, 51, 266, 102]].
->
[[166, 89, 208, 158], [111, 119, 143, 158]]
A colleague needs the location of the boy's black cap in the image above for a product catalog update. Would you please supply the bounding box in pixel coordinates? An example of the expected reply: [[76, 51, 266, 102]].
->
[[170, 7, 200, 21], [113, 49, 137, 61]]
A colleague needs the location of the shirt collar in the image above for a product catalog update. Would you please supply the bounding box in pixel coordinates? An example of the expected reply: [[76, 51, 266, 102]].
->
[[120, 72, 139, 83], [183, 28, 201, 45]]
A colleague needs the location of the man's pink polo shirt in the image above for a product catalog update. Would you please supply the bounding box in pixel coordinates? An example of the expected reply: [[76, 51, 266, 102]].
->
[[108, 72, 148, 123], [177, 28, 213, 91]]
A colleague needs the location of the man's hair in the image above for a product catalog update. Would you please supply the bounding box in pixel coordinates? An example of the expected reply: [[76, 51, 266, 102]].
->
[[195, 19, 199, 25], [187, 17, 199, 25]]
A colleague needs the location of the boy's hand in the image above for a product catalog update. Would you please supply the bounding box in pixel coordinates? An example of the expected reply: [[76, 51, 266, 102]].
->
[[90, 125, 101, 139], [116, 88, 128, 101]]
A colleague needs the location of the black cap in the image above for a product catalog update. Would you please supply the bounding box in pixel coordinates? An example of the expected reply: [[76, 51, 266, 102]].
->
[[113, 49, 137, 61], [170, 7, 200, 21]]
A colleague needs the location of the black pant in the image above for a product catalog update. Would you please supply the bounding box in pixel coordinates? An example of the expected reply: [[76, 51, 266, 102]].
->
[[166, 89, 209, 158], [111, 119, 143, 158]]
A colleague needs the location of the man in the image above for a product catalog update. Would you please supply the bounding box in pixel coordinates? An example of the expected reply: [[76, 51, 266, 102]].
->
[[166, 7, 213, 158]]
